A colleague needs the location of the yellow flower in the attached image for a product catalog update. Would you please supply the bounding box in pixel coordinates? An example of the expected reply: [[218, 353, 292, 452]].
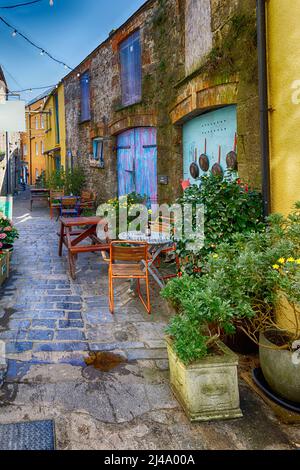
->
[[296, 259, 300, 265], [278, 258, 285, 264], [213, 254, 219, 259], [273, 264, 280, 270], [287, 257, 295, 263], [148, 210, 153, 215]]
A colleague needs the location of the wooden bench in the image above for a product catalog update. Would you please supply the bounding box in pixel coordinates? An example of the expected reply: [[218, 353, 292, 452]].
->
[[30, 189, 50, 211]]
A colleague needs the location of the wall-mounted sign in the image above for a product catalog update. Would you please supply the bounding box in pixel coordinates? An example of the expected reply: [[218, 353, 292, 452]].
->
[[183, 105, 237, 183], [0, 101, 26, 132], [0, 196, 13, 220], [159, 175, 169, 185]]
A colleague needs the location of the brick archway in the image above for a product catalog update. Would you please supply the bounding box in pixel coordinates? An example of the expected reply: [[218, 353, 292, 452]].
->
[[109, 113, 157, 136], [170, 77, 239, 125]]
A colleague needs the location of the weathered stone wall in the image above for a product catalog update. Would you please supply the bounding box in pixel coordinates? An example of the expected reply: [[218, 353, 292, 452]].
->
[[185, 0, 213, 75], [171, 0, 261, 188], [64, 43, 117, 202], [213, 0, 261, 187], [64, 0, 185, 204], [64, 0, 261, 205]]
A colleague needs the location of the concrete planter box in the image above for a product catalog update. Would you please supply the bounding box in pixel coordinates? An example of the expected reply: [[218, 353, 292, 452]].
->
[[260, 331, 300, 403], [166, 336, 243, 422]]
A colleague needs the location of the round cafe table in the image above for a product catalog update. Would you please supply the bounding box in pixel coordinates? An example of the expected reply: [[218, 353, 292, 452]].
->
[[118, 231, 173, 289]]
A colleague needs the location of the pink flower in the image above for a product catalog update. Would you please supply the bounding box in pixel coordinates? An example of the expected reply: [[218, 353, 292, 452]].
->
[[3, 226, 12, 232], [0, 233, 7, 240]]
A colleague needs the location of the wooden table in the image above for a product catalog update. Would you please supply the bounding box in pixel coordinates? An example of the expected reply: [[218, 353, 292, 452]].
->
[[58, 216, 110, 279], [30, 188, 50, 211]]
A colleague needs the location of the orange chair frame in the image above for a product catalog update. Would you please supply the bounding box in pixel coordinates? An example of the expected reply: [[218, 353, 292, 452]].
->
[[109, 241, 151, 315]]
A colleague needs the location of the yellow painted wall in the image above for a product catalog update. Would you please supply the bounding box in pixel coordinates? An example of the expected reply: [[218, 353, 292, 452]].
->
[[43, 83, 66, 177], [266, 0, 300, 215], [24, 98, 47, 185]]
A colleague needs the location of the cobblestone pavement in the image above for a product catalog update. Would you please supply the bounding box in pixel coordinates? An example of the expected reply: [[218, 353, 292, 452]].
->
[[0, 192, 299, 450]]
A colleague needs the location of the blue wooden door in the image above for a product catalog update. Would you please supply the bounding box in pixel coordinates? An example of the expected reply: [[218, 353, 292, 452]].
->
[[117, 128, 157, 204]]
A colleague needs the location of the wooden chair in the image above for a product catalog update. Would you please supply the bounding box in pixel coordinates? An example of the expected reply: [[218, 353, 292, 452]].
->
[[59, 196, 81, 218], [150, 216, 180, 279], [109, 241, 151, 315], [50, 190, 64, 219], [80, 191, 96, 211]]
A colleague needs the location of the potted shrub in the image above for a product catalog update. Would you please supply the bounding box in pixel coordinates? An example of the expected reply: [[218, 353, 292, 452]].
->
[[161, 275, 244, 422], [174, 174, 264, 276], [191, 203, 300, 404]]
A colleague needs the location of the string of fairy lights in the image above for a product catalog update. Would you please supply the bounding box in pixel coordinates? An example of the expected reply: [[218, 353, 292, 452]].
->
[[0, 0, 74, 97], [0, 1, 54, 10]]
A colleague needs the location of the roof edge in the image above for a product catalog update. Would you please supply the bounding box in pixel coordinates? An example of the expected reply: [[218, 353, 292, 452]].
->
[[62, 0, 155, 82]]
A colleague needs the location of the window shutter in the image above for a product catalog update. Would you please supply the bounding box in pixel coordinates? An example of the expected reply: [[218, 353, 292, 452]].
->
[[80, 72, 91, 121], [120, 31, 141, 106]]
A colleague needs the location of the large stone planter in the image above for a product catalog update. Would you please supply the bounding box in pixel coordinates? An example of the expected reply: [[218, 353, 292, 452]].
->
[[275, 291, 300, 336], [166, 336, 243, 422], [260, 331, 300, 403]]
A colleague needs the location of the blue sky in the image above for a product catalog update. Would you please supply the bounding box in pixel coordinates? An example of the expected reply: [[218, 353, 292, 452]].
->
[[0, 0, 146, 101]]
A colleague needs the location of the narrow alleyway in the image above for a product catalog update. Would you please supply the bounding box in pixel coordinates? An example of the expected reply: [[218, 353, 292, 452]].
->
[[0, 192, 298, 450]]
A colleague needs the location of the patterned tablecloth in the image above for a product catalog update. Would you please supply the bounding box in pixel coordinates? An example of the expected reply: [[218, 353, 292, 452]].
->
[[118, 231, 172, 246]]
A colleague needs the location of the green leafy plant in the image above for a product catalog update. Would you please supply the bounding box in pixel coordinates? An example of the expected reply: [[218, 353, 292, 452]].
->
[[105, 192, 147, 235], [175, 174, 264, 275], [162, 202, 300, 364], [65, 168, 86, 196], [46, 168, 85, 196], [46, 169, 65, 190]]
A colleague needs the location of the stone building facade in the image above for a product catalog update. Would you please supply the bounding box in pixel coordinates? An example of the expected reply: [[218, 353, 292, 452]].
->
[[64, 0, 261, 205]]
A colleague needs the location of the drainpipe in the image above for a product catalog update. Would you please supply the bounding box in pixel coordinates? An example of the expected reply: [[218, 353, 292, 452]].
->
[[5, 131, 9, 195], [257, 0, 271, 217]]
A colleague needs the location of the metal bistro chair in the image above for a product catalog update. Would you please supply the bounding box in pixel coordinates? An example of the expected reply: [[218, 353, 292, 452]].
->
[[59, 196, 81, 219], [109, 241, 151, 315]]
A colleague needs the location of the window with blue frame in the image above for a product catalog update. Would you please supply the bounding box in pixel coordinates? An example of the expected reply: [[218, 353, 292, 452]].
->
[[80, 71, 91, 122], [92, 138, 104, 168], [119, 30, 142, 107]]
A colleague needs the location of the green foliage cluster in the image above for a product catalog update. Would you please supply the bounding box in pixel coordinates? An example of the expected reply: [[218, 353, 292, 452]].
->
[[46, 168, 85, 196], [201, 12, 258, 82], [175, 174, 264, 275], [162, 203, 300, 364], [105, 192, 147, 235]]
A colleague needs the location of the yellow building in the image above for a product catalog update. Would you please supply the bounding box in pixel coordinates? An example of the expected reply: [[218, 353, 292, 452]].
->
[[265, 0, 300, 214], [22, 90, 51, 185], [43, 82, 67, 177]]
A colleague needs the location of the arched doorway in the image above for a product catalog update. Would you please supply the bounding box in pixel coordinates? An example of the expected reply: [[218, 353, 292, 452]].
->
[[117, 127, 157, 204]]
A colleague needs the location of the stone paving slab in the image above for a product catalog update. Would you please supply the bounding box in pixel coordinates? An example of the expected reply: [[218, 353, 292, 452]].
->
[[0, 192, 298, 450]]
